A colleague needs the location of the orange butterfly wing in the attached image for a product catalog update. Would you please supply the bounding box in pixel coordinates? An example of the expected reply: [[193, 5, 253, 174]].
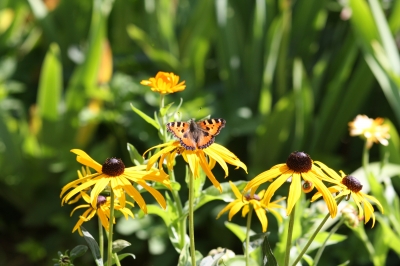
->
[[196, 119, 226, 149], [166, 121, 197, 150], [167, 118, 226, 150]]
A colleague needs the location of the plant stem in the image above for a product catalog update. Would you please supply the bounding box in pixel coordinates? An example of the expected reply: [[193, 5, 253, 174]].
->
[[113, 253, 121, 266], [107, 190, 115, 266], [188, 171, 196, 266], [284, 205, 296, 266], [245, 204, 254, 266], [291, 196, 344, 266], [169, 170, 186, 248], [98, 216, 104, 260], [314, 219, 344, 265]]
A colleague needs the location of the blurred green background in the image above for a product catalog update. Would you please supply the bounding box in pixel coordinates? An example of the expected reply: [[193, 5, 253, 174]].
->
[[1, 0, 400, 265]]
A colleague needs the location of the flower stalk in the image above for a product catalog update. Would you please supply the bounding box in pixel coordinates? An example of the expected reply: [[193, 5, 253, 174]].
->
[[245, 204, 254, 266], [284, 205, 296, 266], [107, 190, 115, 266], [98, 216, 104, 259], [188, 170, 196, 266], [291, 196, 345, 266]]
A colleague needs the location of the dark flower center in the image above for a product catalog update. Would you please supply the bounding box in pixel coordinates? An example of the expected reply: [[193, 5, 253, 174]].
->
[[97, 195, 107, 208], [245, 194, 261, 201], [102, 158, 125, 176], [342, 175, 363, 193], [286, 151, 312, 172]]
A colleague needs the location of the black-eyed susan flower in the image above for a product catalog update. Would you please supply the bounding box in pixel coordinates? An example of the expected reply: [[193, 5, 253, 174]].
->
[[311, 169, 383, 227], [348, 114, 390, 149], [217, 181, 284, 232], [243, 151, 338, 218], [145, 141, 247, 192], [140, 71, 186, 94], [61, 149, 170, 213], [71, 192, 134, 235]]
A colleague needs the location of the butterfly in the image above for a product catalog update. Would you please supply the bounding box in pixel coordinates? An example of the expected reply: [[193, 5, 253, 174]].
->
[[166, 118, 226, 150]]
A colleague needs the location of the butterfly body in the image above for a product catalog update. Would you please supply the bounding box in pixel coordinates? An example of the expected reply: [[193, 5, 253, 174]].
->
[[167, 118, 226, 150]]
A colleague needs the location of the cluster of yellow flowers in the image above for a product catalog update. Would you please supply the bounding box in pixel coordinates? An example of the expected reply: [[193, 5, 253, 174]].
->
[[60, 72, 386, 237]]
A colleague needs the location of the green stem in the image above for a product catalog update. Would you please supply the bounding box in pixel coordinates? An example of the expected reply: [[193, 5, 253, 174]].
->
[[188, 171, 196, 266], [107, 190, 115, 266], [245, 204, 254, 266], [354, 226, 376, 263], [291, 196, 345, 266], [98, 216, 104, 260], [113, 253, 121, 266], [169, 170, 186, 248], [284, 205, 296, 266], [314, 219, 344, 265]]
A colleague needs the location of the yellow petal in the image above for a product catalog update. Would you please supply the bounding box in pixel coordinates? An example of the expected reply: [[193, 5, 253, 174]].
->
[[228, 201, 245, 220], [286, 174, 302, 216], [206, 143, 247, 173], [138, 181, 167, 209], [70, 149, 102, 173], [303, 172, 337, 218], [198, 150, 222, 192], [244, 165, 289, 193], [254, 207, 268, 232], [90, 178, 110, 208]]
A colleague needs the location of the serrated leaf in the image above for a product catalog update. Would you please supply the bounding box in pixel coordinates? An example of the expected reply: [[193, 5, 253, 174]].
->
[[69, 245, 88, 261], [130, 103, 160, 130], [81, 226, 103, 266], [127, 143, 144, 165], [112, 239, 131, 253]]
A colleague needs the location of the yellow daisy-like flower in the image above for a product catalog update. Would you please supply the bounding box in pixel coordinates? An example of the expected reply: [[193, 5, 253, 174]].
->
[[140, 71, 186, 94], [145, 141, 247, 192], [216, 181, 284, 232], [243, 151, 338, 218], [71, 192, 134, 235], [348, 114, 390, 149], [311, 169, 383, 227], [61, 149, 170, 213]]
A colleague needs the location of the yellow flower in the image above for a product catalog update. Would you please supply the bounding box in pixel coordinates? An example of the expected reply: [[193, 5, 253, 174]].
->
[[70, 192, 134, 235], [243, 151, 338, 218], [145, 141, 247, 192], [311, 169, 383, 227], [61, 149, 170, 213], [348, 115, 390, 148], [140, 71, 186, 94], [216, 181, 284, 232]]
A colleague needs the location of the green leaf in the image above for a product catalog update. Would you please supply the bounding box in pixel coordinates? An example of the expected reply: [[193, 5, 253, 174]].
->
[[224, 221, 249, 242], [127, 143, 144, 165], [112, 253, 136, 265], [112, 239, 131, 253], [81, 226, 103, 266], [69, 245, 88, 261], [37, 43, 62, 121], [130, 103, 160, 130], [160, 102, 175, 117], [126, 24, 179, 69], [262, 234, 277, 266], [224, 255, 258, 266]]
